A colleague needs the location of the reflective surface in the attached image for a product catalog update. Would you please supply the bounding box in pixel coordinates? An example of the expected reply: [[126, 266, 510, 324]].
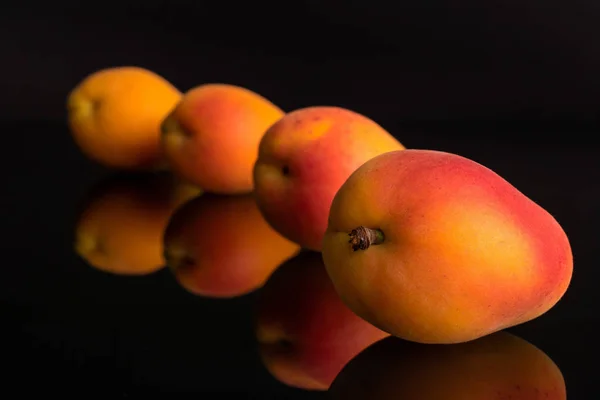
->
[[4, 120, 598, 397], [329, 332, 566, 399]]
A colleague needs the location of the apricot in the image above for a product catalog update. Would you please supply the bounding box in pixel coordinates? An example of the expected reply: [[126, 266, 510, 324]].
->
[[322, 149, 573, 344], [74, 172, 201, 275], [160, 84, 284, 194], [163, 193, 299, 298], [67, 66, 182, 170], [254, 251, 389, 391], [329, 331, 566, 399], [253, 106, 404, 251]]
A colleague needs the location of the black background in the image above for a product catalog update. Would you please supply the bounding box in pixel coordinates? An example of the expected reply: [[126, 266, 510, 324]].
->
[[2, 1, 598, 397]]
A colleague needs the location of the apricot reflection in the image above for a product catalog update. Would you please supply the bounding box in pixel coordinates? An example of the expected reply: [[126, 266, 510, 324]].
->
[[74, 171, 200, 275], [254, 251, 389, 391], [163, 193, 299, 298], [329, 331, 566, 399]]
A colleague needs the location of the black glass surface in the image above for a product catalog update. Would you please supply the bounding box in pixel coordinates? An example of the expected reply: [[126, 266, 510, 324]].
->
[[4, 3, 600, 397]]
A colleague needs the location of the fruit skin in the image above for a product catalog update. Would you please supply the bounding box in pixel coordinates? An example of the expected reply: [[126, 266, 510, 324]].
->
[[253, 106, 404, 251], [329, 331, 566, 399], [254, 251, 389, 391], [74, 172, 201, 275], [163, 193, 299, 298], [160, 84, 284, 194], [322, 149, 573, 344], [67, 66, 182, 170]]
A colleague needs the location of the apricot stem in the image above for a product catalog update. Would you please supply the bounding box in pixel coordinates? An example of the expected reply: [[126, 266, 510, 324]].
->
[[348, 226, 385, 251]]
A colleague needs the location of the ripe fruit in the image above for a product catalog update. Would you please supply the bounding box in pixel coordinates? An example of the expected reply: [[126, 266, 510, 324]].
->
[[253, 106, 404, 251], [160, 84, 284, 194], [322, 149, 573, 344], [254, 251, 388, 390], [329, 331, 566, 399], [67, 66, 181, 169], [163, 193, 299, 298], [74, 172, 200, 275]]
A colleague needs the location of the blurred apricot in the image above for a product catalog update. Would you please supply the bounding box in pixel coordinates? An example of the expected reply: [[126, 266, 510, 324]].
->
[[67, 66, 182, 169], [160, 83, 284, 193], [254, 251, 388, 391], [74, 172, 201, 275], [163, 193, 299, 298]]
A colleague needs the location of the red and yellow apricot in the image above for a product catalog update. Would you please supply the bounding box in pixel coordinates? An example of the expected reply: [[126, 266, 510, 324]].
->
[[161, 84, 284, 194], [253, 106, 404, 251], [322, 149, 573, 344]]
